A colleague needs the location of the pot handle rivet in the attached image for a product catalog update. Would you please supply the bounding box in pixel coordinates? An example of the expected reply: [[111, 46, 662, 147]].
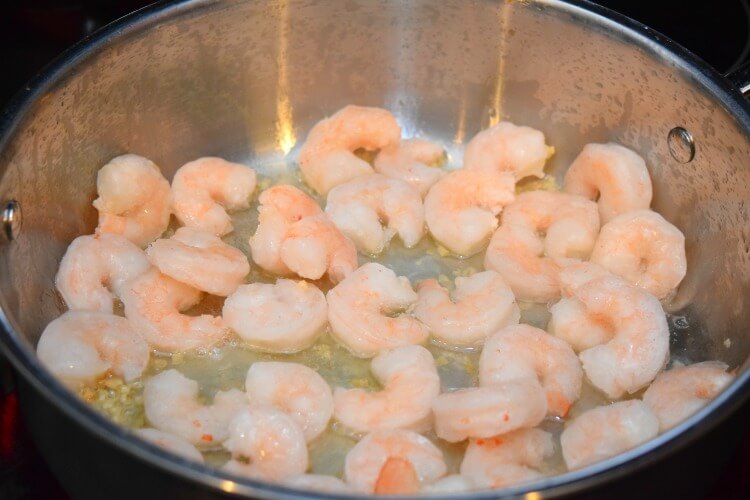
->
[[2, 200, 21, 242], [667, 127, 695, 164]]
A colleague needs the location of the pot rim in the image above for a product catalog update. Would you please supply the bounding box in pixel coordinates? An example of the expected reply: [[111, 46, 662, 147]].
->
[[1, 0, 749, 498]]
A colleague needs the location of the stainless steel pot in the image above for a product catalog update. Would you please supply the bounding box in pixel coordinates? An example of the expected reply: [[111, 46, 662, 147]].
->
[[1, 0, 750, 498]]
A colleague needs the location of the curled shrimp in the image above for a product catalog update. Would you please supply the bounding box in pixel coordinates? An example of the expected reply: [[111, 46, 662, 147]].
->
[[325, 174, 425, 255], [326, 263, 429, 358], [93, 154, 172, 247], [285, 474, 351, 493], [344, 429, 447, 494], [463, 121, 553, 180], [431, 378, 547, 443], [643, 361, 733, 432], [143, 369, 247, 446], [460, 429, 554, 489], [171, 157, 257, 236], [55, 233, 150, 313], [223, 405, 308, 481], [36, 310, 149, 387], [223, 280, 327, 353], [298, 105, 401, 195], [590, 209, 686, 300], [563, 143, 652, 223], [479, 324, 583, 417], [484, 191, 600, 303], [424, 168, 515, 256], [134, 428, 204, 463], [333, 345, 440, 433], [413, 271, 519, 347], [121, 268, 227, 353], [245, 361, 333, 442], [373, 138, 445, 197], [146, 227, 250, 297], [548, 268, 670, 399], [560, 400, 659, 470]]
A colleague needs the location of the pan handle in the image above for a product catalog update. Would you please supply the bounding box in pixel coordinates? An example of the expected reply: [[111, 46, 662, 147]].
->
[[725, 61, 750, 97]]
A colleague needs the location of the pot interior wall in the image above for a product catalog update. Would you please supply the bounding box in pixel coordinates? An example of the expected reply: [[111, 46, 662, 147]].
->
[[1, 0, 749, 376]]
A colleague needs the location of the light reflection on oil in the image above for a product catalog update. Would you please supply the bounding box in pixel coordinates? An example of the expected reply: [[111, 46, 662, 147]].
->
[[275, 0, 296, 155], [490, 1, 514, 127]]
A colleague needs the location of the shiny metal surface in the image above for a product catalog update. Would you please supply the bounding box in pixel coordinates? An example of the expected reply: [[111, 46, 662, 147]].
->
[[0, 0, 749, 497]]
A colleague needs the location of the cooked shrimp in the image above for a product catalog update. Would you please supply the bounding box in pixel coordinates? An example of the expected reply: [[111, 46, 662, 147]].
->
[[93, 154, 172, 247], [327, 263, 429, 358], [422, 475, 476, 493], [245, 361, 333, 442], [223, 280, 327, 353], [55, 233, 150, 313], [298, 105, 401, 195], [479, 324, 583, 417], [143, 369, 247, 446], [464, 121, 553, 180], [146, 227, 250, 297], [548, 269, 670, 399], [643, 361, 733, 432], [333, 345, 440, 433], [344, 429, 447, 494], [560, 400, 659, 470], [171, 157, 257, 236], [280, 213, 358, 283], [285, 474, 351, 492], [484, 191, 600, 303], [413, 271, 519, 347], [590, 209, 686, 299], [326, 174, 425, 255], [223, 405, 308, 481], [460, 429, 554, 489], [373, 138, 445, 196], [36, 310, 149, 386], [249, 184, 324, 276], [563, 143, 652, 223], [134, 428, 204, 463], [431, 379, 547, 443], [121, 268, 226, 352], [424, 168, 515, 256]]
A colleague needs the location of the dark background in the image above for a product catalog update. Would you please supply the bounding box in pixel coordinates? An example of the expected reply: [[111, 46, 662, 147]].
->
[[1, 1, 749, 499]]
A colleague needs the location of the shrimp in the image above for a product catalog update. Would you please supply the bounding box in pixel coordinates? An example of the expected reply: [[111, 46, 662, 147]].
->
[[143, 369, 247, 446], [460, 429, 554, 489], [249, 184, 324, 276], [244, 361, 333, 442], [333, 345, 440, 433], [424, 168, 515, 256], [563, 143, 652, 223], [590, 209, 687, 300], [413, 271, 520, 347], [484, 191, 600, 303], [560, 400, 659, 470], [422, 475, 476, 493], [222, 405, 308, 481], [171, 157, 257, 236], [223, 280, 327, 353], [121, 268, 226, 352], [55, 233, 150, 313], [146, 227, 250, 297], [479, 324, 583, 417], [93, 154, 172, 247], [463, 121, 553, 180], [373, 138, 445, 197], [325, 174, 425, 255], [280, 214, 358, 283], [431, 379, 547, 443], [298, 105, 401, 195], [36, 310, 149, 386], [548, 268, 670, 399], [643, 361, 733, 432], [284, 474, 351, 493], [134, 428, 204, 463], [343, 429, 447, 494], [326, 263, 429, 358]]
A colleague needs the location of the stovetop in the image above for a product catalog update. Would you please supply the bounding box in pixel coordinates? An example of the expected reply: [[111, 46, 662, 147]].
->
[[1, 1, 750, 499]]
